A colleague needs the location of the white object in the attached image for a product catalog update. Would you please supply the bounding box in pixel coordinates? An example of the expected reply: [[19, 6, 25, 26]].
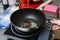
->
[[36, 0, 53, 10], [2, 0, 8, 5], [0, 3, 4, 14], [8, 0, 16, 6]]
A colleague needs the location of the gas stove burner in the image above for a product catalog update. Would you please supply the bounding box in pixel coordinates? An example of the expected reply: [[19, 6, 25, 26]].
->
[[11, 25, 40, 38]]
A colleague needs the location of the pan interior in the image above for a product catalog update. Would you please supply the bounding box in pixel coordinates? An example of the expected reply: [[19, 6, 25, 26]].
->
[[10, 8, 46, 28]]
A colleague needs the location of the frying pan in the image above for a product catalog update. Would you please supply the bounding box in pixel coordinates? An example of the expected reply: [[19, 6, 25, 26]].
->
[[10, 8, 46, 35]]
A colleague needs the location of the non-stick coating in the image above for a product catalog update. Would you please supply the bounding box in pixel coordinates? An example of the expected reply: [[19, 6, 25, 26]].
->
[[10, 8, 46, 34], [10, 8, 46, 27]]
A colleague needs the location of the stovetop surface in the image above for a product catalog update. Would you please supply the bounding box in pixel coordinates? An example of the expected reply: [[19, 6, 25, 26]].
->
[[5, 26, 39, 40], [4, 19, 52, 40]]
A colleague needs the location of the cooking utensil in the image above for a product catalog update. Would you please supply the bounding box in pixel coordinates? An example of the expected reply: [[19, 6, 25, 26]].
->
[[10, 8, 46, 35]]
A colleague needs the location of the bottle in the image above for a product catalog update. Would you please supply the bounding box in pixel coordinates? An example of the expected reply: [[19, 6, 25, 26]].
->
[[0, 0, 1, 2], [8, 0, 16, 6], [2, 0, 9, 10], [0, 3, 4, 14], [15, 0, 19, 6]]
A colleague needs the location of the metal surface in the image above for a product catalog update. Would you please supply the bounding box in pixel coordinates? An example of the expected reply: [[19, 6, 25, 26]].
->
[[10, 8, 46, 33], [4, 19, 51, 40], [0, 0, 59, 40]]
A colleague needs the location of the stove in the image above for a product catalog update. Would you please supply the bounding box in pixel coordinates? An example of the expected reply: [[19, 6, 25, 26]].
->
[[4, 19, 52, 40]]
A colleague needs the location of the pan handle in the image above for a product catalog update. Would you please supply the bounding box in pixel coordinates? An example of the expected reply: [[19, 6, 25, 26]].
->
[[36, 0, 53, 11]]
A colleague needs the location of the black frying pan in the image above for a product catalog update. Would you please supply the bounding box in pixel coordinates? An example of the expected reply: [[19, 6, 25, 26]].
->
[[10, 8, 46, 35]]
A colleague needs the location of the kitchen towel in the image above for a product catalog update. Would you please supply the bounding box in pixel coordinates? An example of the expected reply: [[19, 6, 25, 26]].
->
[[0, 6, 19, 29]]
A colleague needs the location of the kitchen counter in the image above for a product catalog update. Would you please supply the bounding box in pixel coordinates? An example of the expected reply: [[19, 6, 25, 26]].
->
[[0, 30, 7, 40]]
